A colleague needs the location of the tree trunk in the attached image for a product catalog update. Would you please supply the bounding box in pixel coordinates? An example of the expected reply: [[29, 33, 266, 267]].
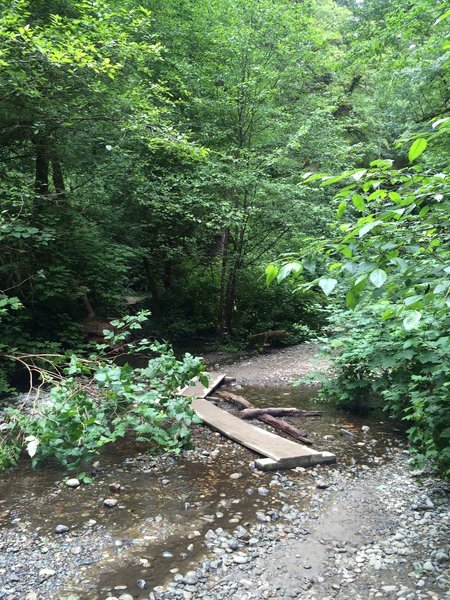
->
[[143, 257, 161, 318], [217, 228, 230, 333], [51, 158, 66, 201], [34, 139, 49, 196]]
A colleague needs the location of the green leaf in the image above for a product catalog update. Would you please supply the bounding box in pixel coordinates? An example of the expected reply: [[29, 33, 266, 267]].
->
[[403, 310, 422, 330], [352, 194, 365, 211], [369, 268, 387, 288], [345, 289, 359, 309], [265, 263, 279, 286], [359, 220, 381, 238], [318, 278, 337, 295], [408, 138, 427, 163], [337, 201, 347, 219], [277, 262, 302, 283]]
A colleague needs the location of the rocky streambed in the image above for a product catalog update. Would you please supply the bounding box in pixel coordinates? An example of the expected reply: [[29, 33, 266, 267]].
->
[[0, 344, 448, 600]]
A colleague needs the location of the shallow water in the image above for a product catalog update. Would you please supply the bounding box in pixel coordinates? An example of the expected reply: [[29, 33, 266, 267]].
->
[[0, 385, 404, 599]]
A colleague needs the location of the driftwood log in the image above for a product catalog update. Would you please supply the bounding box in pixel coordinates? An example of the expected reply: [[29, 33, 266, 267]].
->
[[240, 408, 322, 419], [215, 390, 316, 446]]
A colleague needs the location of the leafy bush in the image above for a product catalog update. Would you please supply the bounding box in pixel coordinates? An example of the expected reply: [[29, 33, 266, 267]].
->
[[0, 314, 206, 473], [271, 121, 450, 476]]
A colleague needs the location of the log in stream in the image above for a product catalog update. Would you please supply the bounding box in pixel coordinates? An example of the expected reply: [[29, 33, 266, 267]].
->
[[214, 389, 318, 446]]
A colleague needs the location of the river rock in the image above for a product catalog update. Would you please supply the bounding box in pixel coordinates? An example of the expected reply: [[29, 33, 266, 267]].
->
[[183, 571, 198, 585], [39, 568, 55, 580], [66, 478, 80, 488], [103, 498, 118, 508], [55, 524, 70, 534]]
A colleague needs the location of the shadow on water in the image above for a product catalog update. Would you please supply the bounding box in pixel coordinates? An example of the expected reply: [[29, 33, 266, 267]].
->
[[0, 385, 405, 599]]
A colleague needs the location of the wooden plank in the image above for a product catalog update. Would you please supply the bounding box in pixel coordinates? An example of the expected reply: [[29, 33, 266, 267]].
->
[[192, 399, 336, 469], [180, 372, 226, 399]]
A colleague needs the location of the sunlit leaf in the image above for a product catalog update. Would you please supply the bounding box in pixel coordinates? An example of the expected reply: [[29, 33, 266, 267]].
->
[[369, 268, 387, 288], [403, 310, 422, 330], [408, 138, 427, 162], [318, 278, 337, 295]]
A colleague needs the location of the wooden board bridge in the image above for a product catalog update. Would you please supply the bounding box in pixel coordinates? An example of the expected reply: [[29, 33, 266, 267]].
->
[[181, 373, 336, 471]]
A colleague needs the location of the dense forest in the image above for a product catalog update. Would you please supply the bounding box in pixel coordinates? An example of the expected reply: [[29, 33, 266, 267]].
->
[[0, 0, 449, 475]]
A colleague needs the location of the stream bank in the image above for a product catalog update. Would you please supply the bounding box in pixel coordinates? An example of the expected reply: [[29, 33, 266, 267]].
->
[[0, 344, 448, 600]]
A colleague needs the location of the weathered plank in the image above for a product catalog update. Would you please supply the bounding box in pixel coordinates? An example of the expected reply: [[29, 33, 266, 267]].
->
[[192, 398, 336, 470], [180, 372, 226, 399]]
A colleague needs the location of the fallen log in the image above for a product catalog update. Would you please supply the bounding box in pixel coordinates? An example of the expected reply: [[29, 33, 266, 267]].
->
[[258, 415, 312, 446], [216, 390, 253, 409], [240, 408, 322, 419], [216, 390, 314, 446]]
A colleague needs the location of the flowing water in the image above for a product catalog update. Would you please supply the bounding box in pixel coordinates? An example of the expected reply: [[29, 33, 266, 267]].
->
[[0, 385, 404, 599]]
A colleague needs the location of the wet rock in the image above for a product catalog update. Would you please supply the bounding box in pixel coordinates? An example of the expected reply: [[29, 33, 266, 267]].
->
[[109, 483, 123, 493], [257, 487, 269, 496], [55, 524, 70, 534], [66, 478, 81, 488], [137, 579, 147, 589], [340, 428, 354, 440], [103, 498, 118, 508]]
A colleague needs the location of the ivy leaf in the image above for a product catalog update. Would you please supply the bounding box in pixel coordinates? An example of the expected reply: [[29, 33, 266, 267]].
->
[[318, 278, 337, 295], [369, 268, 387, 288], [403, 310, 422, 330], [408, 138, 427, 163]]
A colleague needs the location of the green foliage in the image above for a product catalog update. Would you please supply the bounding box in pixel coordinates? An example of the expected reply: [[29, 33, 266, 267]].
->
[[273, 117, 450, 475], [0, 314, 206, 472]]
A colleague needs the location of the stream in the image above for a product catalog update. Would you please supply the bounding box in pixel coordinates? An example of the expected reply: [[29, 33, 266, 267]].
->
[[0, 383, 405, 600]]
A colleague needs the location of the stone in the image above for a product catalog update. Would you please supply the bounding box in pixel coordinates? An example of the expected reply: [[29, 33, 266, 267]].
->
[[136, 579, 147, 589], [183, 571, 198, 585], [118, 595, 134, 600], [340, 428, 354, 439], [66, 478, 80, 488], [109, 483, 123, 493], [55, 524, 70, 534], [230, 472, 242, 479], [103, 498, 118, 508], [39, 568, 56, 580]]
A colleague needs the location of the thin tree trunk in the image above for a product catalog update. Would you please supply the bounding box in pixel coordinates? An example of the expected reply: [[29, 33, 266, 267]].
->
[[34, 140, 49, 196], [217, 228, 230, 333], [51, 158, 66, 201], [143, 257, 161, 318]]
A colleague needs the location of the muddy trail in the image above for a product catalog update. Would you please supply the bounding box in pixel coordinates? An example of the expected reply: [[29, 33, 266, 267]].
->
[[0, 344, 448, 600]]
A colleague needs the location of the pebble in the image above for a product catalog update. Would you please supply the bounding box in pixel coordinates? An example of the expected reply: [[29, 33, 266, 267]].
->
[[65, 478, 81, 488], [103, 498, 118, 508], [54, 524, 70, 534]]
